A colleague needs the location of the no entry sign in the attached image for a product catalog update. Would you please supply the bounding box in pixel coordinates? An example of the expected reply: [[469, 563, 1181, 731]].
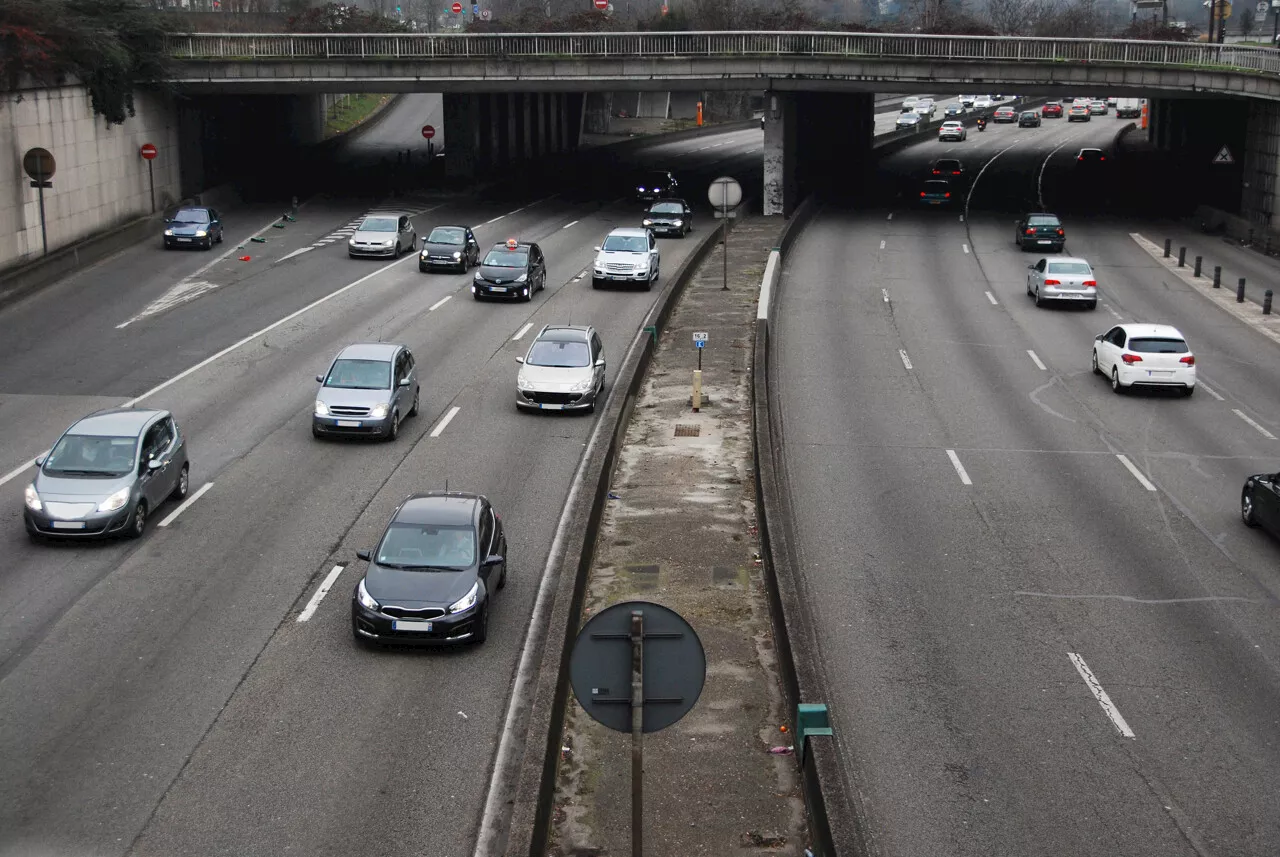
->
[[452, 2, 462, 11], [594, 0, 608, 8], [140, 143, 158, 160], [421, 125, 436, 139]]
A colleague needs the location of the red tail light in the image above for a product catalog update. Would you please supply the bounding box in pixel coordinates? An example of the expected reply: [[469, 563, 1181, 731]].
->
[[1180, 355, 1195, 365], [952, 170, 961, 175], [944, 192, 951, 198], [1043, 279, 1061, 286], [1122, 354, 1143, 364], [1077, 156, 1084, 161], [1083, 280, 1097, 288], [933, 169, 940, 174], [1025, 228, 1035, 234], [920, 191, 926, 197], [1057, 229, 1064, 235]]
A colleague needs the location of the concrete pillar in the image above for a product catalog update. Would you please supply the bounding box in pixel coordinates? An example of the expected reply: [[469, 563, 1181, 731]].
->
[[443, 93, 480, 180], [487, 93, 504, 167], [537, 93, 549, 156], [522, 94, 534, 160], [506, 93, 519, 165], [570, 93, 586, 151], [1243, 98, 1280, 228], [763, 91, 797, 217]]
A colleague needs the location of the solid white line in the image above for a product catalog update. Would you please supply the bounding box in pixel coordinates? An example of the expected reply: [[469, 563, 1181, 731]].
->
[[512, 322, 534, 340], [965, 139, 1024, 220], [899, 349, 913, 370], [562, 220, 579, 230], [1068, 652, 1135, 738], [879, 240, 886, 250], [297, 564, 346, 623], [1232, 408, 1277, 439], [1198, 381, 1224, 401], [0, 453, 47, 489], [946, 449, 973, 485], [1037, 129, 1091, 210], [158, 481, 214, 528], [985, 291, 999, 305], [430, 405, 460, 437], [428, 295, 452, 312], [962, 243, 970, 254], [1116, 454, 1158, 491], [1027, 349, 1047, 371], [484, 214, 505, 225], [279, 247, 313, 262]]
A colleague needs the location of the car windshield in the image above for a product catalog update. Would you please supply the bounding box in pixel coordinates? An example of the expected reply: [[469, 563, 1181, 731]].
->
[[483, 249, 528, 267], [650, 202, 683, 214], [43, 434, 137, 478], [603, 235, 648, 252], [1129, 337, 1189, 354], [172, 208, 209, 223], [1047, 262, 1091, 274], [640, 174, 668, 187], [1021, 112, 1036, 118], [360, 216, 398, 232], [900, 113, 919, 121], [527, 339, 591, 368], [936, 160, 961, 169], [325, 358, 391, 390], [1028, 216, 1060, 226], [428, 227, 465, 245], [376, 522, 475, 569]]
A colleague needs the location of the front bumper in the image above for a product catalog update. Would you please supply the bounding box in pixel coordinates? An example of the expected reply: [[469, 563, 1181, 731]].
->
[[516, 387, 597, 411], [473, 282, 530, 299], [352, 598, 482, 645], [1117, 365, 1196, 389], [593, 270, 651, 286], [349, 243, 397, 257], [645, 222, 684, 235], [165, 235, 208, 247], [420, 255, 464, 270], [25, 505, 133, 538], [313, 414, 391, 436]]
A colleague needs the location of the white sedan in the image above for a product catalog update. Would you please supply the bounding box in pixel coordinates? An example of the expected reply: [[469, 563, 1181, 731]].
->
[[938, 121, 967, 141], [1027, 257, 1097, 309], [973, 96, 993, 109], [1092, 323, 1197, 396]]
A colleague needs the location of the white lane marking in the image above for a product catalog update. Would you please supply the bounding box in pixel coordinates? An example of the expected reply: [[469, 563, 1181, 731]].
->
[[887, 213, 894, 221], [297, 564, 346, 623], [1197, 381, 1224, 401], [512, 322, 534, 341], [962, 243, 970, 254], [0, 454, 47, 489], [946, 449, 973, 485], [157, 481, 215, 528], [1027, 350, 1047, 371], [117, 280, 222, 328], [964, 139, 1025, 220], [1103, 303, 1123, 320], [879, 240, 886, 250], [882, 288, 890, 303], [1116, 454, 1158, 491], [959, 214, 965, 223], [1068, 652, 1135, 738], [1037, 129, 1092, 210], [484, 214, 505, 225], [985, 291, 999, 305], [562, 220, 579, 230], [279, 247, 313, 262], [430, 405, 460, 438], [1232, 408, 1276, 439], [428, 295, 452, 312], [899, 349, 913, 370]]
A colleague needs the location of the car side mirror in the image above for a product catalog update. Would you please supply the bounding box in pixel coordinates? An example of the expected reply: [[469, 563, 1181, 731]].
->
[[316, 375, 325, 383], [147, 458, 164, 471], [1095, 334, 1104, 341], [398, 378, 410, 387], [595, 359, 606, 368], [34, 454, 45, 467], [356, 549, 372, 562], [593, 246, 601, 252], [515, 356, 524, 364], [483, 554, 504, 567]]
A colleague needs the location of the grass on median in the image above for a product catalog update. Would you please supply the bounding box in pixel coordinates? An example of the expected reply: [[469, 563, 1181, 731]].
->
[[324, 94, 392, 138]]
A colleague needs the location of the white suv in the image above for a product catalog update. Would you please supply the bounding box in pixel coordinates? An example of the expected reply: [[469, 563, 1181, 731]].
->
[[592, 227, 660, 290], [938, 121, 967, 142]]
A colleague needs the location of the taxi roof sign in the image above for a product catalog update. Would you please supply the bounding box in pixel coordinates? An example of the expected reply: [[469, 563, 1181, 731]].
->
[[506, 238, 519, 249]]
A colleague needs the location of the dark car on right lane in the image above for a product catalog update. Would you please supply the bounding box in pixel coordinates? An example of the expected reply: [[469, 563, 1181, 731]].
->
[[642, 199, 693, 237], [1016, 212, 1065, 252], [1018, 111, 1041, 128], [635, 170, 679, 202], [1242, 470, 1280, 537], [472, 239, 547, 301]]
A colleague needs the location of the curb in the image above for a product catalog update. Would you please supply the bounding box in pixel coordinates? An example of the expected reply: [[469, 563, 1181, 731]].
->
[[316, 93, 402, 152], [584, 118, 758, 155], [493, 216, 735, 857]]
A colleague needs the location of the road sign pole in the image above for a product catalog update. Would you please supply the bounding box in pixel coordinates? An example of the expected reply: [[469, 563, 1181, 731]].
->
[[147, 159, 155, 214], [37, 180, 48, 257], [721, 199, 729, 291], [630, 609, 644, 857]]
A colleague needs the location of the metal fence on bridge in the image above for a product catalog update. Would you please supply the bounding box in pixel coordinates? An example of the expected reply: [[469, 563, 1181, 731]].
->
[[167, 31, 1280, 75]]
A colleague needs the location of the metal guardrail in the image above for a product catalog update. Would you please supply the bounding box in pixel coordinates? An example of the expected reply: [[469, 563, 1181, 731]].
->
[[167, 31, 1280, 75]]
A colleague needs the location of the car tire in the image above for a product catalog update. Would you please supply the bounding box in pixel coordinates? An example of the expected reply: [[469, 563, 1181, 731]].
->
[[1087, 301, 1098, 310], [312, 425, 324, 439], [203, 238, 212, 250], [125, 501, 148, 540], [170, 463, 190, 501], [419, 263, 429, 273], [216, 232, 224, 244], [1182, 386, 1195, 397], [1243, 489, 1260, 527], [592, 278, 602, 290], [385, 412, 399, 441], [471, 606, 489, 645], [409, 388, 420, 417], [1092, 351, 1103, 376], [1111, 367, 1125, 394], [497, 565, 507, 590]]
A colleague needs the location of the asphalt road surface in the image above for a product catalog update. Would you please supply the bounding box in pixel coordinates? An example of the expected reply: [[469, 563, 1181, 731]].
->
[[0, 122, 762, 857], [775, 115, 1280, 855], [333, 92, 445, 164]]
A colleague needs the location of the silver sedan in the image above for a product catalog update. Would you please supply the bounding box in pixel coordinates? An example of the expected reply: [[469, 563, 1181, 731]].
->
[[1026, 256, 1098, 309]]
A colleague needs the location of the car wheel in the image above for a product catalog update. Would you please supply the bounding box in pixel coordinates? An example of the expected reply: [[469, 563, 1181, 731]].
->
[[1182, 386, 1195, 397], [385, 412, 400, 441], [409, 388, 420, 417], [1034, 287, 1044, 307], [312, 425, 324, 439], [125, 501, 148, 540], [419, 263, 429, 273], [170, 463, 190, 501], [1111, 367, 1125, 394], [1243, 489, 1260, 527], [524, 285, 534, 302], [203, 238, 212, 250], [592, 278, 602, 290], [497, 565, 507, 590], [216, 232, 223, 244], [1087, 301, 1098, 310], [1092, 351, 1103, 376], [471, 606, 489, 644]]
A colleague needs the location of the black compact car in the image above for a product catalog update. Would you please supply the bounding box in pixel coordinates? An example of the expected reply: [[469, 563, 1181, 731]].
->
[[642, 199, 693, 237], [163, 206, 223, 250], [636, 170, 679, 202], [351, 492, 507, 647], [419, 225, 480, 273], [1018, 111, 1041, 128], [1242, 471, 1280, 538], [1016, 212, 1065, 252], [472, 239, 547, 301], [931, 158, 965, 178]]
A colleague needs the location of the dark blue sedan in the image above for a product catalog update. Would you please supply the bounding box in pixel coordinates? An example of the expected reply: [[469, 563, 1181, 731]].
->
[[163, 206, 223, 250]]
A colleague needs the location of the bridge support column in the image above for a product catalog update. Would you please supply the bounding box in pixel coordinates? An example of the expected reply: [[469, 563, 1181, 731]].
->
[[537, 93, 550, 156], [507, 93, 519, 165], [444, 93, 481, 180], [549, 93, 562, 153], [763, 91, 796, 217], [1243, 98, 1280, 228], [522, 94, 534, 160]]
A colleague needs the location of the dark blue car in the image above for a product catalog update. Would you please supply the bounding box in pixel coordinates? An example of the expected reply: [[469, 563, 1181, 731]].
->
[[163, 206, 223, 250]]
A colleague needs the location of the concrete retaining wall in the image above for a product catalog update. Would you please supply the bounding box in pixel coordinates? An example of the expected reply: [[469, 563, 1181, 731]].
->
[[1, 84, 181, 273]]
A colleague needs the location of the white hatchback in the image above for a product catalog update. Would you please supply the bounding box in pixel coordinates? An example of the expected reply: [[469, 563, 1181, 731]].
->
[[938, 121, 967, 141], [974, 96, 993, 109], [1092, 324, 1197, 396]]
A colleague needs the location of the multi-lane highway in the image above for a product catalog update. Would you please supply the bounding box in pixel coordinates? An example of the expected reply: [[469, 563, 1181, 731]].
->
[[0, 110, 762, 856], [775, 114, 1280, 854]]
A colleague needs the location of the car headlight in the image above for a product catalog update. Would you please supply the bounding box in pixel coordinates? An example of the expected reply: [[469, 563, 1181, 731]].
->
[[370, 403, 390, 419], [569, 376, 594, 393], [420, 249, 429, 258], [195, 230, 207, 238], [452, 251, 462, 260], [357, 579, 380, 611], [643, 219, 654, 226], [515, 273, 528, 283], [474, 271, 484, 282], [517, 374, 534, 391], [97, 486, 130, 513], [672, 220, 683, 226], [24, 484, 42, 512], [163, 229, 173, 237], [383, 240, 395, 247], [637, 186, 646, 192], [315, 400, 329, 416], [448, 581, 479, 614]]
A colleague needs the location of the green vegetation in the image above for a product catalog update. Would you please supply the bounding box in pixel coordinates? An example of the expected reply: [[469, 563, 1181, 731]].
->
[[324, 93, 391, 138]]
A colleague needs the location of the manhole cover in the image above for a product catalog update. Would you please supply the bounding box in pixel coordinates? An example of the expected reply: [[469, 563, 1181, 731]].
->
[[674, 424, 701, 437]]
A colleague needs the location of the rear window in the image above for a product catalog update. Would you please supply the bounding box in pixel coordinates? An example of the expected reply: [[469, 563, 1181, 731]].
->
[[1028, 216, 1060, 226], [1047, 262, 1091, 274], [924, 181, 950, 191], [1129, 338, 1189, 354]]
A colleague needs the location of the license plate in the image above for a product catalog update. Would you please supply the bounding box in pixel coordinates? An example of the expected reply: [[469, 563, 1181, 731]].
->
[[393, 619, 433, 632], [177, 238, 192, 242], [1038, 239, 1052, 244], [1147, 371, 1172, 377], [539, 403, 564, 410], [610, 275, 629, 280], [336, 420, 361, 428], [51, 521, 86, 530], [491, 286, 507, 292]]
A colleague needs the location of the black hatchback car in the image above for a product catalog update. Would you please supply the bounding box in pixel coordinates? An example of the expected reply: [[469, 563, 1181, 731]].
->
[[642, 199, 693, 237], [419, 225, 480, 273], [1242, 471, 1280, 538], [1016, 212, 1065, 252], [472, 239, 547, 301], [352, 492, 507, 646], [636, 170, 679, 202], [1018, 111, 1041, 128], [163, 206, 223, 250]]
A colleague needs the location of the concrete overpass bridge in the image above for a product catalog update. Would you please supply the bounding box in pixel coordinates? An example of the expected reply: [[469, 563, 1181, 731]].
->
[[167, 31, 1280, 222]]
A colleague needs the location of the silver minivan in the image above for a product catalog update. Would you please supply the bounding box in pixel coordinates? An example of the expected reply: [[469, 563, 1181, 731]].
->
[[313, 343, 420, 441], [23, 408, 190, 540]]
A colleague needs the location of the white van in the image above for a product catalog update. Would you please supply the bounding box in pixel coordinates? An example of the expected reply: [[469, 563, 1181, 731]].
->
[[1115, 98, 1143, 119]]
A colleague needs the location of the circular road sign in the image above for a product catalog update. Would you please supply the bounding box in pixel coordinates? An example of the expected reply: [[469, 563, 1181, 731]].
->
[[594, 0, 608, 9], [481, 8, 492, 18], [22, 147, 56, 181], [140, 143, 158, 160], [569, 600, 706, 734], [707, 176, 743, 211], [421, 125, 436, 139], [452, 2, 462, 11]]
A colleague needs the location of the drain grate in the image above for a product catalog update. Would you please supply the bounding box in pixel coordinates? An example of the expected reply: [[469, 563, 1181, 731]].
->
[[674, 424, 701, 437]]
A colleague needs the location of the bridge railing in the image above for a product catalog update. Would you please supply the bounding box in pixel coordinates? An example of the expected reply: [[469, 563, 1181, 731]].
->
[[167, 30, 1280, 74]]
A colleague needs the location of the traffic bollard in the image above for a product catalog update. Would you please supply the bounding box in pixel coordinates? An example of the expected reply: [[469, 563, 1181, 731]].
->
[[1194, 256, 1202, 277], [1237, 278, 1247, 303], [1178, 247, 1186, 267], [1163, 238, 1172, 258], [1213, 266, 1222, 288], [1265, 289, 1274, 315]]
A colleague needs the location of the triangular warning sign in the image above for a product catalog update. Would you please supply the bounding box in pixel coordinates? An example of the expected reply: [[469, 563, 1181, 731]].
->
[[1212, 145, 1235, 165]]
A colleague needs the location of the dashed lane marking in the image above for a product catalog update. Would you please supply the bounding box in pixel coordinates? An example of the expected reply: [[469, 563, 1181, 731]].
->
[[962, 243, 970, 254], [946, 449, 972, 485], [985, 291, 999, 305], [297, 564, 347, 622], [513, 322, 534, 341], [280, 247, 313, 262], [428, 295, 452, 312], [430, 406, 461, 438], [899, 349, 913, 370], [1068, 652, 1135, 738], [1198, 381, 1225, 401], [1232, 408, 1276, 439], [882, 288, 890, 303], [1116, 454, 1158, 491], [562, 220, 579, 230], [880, 240, 886, 250], [1027, 350, 1047, 370]]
